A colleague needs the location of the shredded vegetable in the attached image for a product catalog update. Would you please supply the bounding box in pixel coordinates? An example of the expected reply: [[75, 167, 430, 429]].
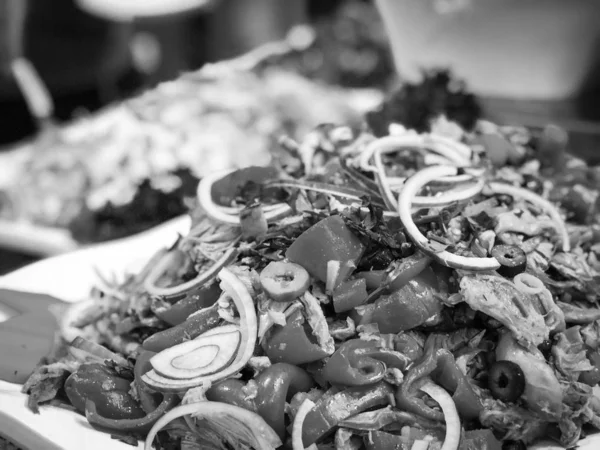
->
[[20, 122, 600, 450]]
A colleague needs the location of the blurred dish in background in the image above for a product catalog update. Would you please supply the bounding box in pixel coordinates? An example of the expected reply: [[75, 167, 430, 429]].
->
[[375, 0, 600, 126], [0, 42, 380, 252], [266, 0, 395, 89]]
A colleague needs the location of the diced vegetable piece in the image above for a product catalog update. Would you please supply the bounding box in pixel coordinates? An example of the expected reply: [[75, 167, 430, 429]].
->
[[142, 304, 221, 352], [385, 254, 433, 293], [360, 269, 443, 333], [260, 261, 310, 303], [355, 270, 387, 290], [265, 310, 331, 365], [286, 215, 365, 285], [472, 133, 515, 167], [333, 278, 368, 313], [153, 282, 221, 326], [206, 379, 257, 410]]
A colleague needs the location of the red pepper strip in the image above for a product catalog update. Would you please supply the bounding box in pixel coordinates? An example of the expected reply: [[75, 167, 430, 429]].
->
[[395, 340, 483, 422], [205, 379, 257, 411], [85, 393, 178, 433], [265, 310, 331, 365], [302, 381, 394, 446], [134, 351, 162, 413], [255, 363, 315, 440], [360, 268, 443, 333], [286, 215, 365, 285], [322, 339, 387, 386], [394, 341, 444, 422], [142, 304, 221, 352], [65, 363, 146, 420], [154, 283, 221, 326], [333, 278, 368, 313]]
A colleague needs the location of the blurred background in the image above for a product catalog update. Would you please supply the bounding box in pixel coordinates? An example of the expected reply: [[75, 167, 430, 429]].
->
[[0, 0, 376, 145], [2, 0, 600, 146]]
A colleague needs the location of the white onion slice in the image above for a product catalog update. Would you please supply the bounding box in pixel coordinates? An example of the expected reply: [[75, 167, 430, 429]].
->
[[358, 135, 472, 171], [397, 165, 500, 271], [513, 273, 545, 295], [197, 169, 292, 225], [419, 382, 461, 450]]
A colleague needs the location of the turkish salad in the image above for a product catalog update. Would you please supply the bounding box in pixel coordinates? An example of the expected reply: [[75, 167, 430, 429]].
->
[[22, 118, 600, 450]]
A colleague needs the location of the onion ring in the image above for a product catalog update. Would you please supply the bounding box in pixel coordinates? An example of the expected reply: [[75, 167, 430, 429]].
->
[[197, 170, 292, 225], [358, 134, 472, 172], [397, 165, 500, 271], [420, 381, 461, 450], [144, 247, 238, 299], [513, 273, 545, 295]]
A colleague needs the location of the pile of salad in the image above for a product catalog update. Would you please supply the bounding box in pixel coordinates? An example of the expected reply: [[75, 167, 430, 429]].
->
[[22, 118, 600, 450]]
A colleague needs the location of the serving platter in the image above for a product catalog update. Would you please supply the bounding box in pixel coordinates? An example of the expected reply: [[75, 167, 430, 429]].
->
[[0, 216, 596, 449], [0, 215, 191, 450]]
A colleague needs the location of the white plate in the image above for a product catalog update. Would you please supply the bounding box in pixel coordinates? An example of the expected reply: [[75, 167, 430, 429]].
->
[[0, 213, 596, 450], [0, 215, 190, 450]]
